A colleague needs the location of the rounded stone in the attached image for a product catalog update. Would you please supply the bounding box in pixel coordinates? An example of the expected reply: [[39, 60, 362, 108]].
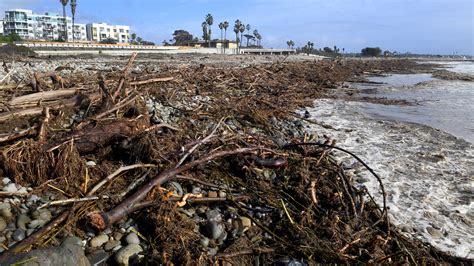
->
[[16, 214, 31, 230], [2, 183, 18, 193], [90, 234, 109, 248], [0, 218, 7, 232], [199, 237, 209, 248], [426, 226, 443, 238], [218, 191, 226, 198], [0, 203, 12, 218], [239, 217, 252, 229], [205, 221, 224, 240], [12, 229, 26, 241], [113, 232, 124, 241], [208, 191, 218, 198], [115, 244, 143, 266], [125, 232, 140, 244], [28, 219, 44, 229], [168, 182, 183, 196], [104, 240, 121, 251]]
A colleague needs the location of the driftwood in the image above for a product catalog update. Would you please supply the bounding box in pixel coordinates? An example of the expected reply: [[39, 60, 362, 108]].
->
[[31, 72, 66, 92], [0, 93, 100, 122], [0, 127, 37, 143], [87, 147, 264, 230], [112, 52, 137, 101], [129, 77, 174, 86], [9, 89, 81, 108], [43, 117, 151, 154]]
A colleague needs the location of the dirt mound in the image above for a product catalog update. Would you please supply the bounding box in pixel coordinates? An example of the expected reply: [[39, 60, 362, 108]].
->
[[0, 43, 36, 57]]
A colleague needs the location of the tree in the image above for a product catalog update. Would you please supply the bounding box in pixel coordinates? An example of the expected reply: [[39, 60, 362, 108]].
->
[[361, 47, 382, 57], [245, 24, 251, 47], [201, 22, 209, 44], [223, 21, 229, 41], [131, 33, 137, 43], [287, 40, 295, 49], [205, 13, 213, 47], [234, 20, 242, 52], [218, 22, 224, 41], [172, 30, 193, 46], [136, 36, 143, 44], [59, 0, 69, 41], [70, 0, 77, 42], [239, 24, 245, 47]]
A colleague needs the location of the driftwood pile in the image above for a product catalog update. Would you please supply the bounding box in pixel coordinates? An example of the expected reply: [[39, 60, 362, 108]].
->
[[0, 55, 464, 264]]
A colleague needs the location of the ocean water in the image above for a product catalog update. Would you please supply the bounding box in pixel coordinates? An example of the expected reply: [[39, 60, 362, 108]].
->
[[304, 61, 474, 258]]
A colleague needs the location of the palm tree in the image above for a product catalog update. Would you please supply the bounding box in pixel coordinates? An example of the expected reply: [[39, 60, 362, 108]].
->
[[287, 40, 295, 49], [254, 31, 262, 47], [239, 24, 245, 47], [218, 22, 224, 41], [70, 0, 77, 42], [59, 0, 69, 41], [201, 22, 209, 44], [223, 21, 229, 41], [234, 20, 242, 53], [205, 14, 213, 47], [245, 24, 251, 47]]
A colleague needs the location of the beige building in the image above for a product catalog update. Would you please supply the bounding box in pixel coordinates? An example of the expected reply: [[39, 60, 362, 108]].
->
[[86, 23, 130, 43]]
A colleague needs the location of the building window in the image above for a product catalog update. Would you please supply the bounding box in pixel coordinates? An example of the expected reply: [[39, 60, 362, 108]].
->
[[119, 29, 124, 33]]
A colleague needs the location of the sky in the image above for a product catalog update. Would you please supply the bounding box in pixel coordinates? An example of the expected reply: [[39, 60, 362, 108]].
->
[[1, 0, 473, 55]]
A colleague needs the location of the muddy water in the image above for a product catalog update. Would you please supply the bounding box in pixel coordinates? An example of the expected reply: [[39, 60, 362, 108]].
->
[[305, 61, 473, 258]]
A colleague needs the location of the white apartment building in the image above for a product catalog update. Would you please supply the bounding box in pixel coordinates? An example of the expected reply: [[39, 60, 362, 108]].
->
[[3, 9, 87, 42], [86, 23, 130, 43], [0, 20, 4, 35]]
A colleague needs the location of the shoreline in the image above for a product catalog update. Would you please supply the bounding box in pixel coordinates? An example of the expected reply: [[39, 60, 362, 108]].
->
[[0, 54, 471, 264]]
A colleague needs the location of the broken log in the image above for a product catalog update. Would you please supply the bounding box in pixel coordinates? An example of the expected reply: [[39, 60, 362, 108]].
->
[[43, 116, 151, 154], [9, 89, 82, 107], [87, 147, 265, 230], [129, 77, 174, 86]]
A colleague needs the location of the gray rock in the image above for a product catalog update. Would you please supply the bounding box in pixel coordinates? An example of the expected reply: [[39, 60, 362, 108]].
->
[[206, 209, 222, 222], [115, 244, 143, 266], [112, 245, 123, 252], [86, 161, 97, 167], [125, 232, 140, 244], [0, 217, 7, 232], [205, 221, 224, 240], [2, 178, 11, 185], [178, 208, 196, 217], [87, 250, 110, 266], [0, 203, 12, 218], [3, 236, 90, 266], [26, 228, 35, 236], [90, 234, 109, 248], [28, 219, 44, 229], [218, 191, 227, 198], [17, 213, 31, 230], [37, 209, 52, 221], [199, 237, 209, 248], [104, 240, 121, 251], [2, 183, 18, 192], [192, 186, 202, 195], [426, 226, 443, 238], [113, 231, 124, 241], [12, 228, 26, 241], [168, 181, 183, 196]]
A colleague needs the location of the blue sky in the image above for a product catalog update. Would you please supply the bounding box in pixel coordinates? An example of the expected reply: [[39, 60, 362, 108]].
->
[[1, 0, 473, 54]]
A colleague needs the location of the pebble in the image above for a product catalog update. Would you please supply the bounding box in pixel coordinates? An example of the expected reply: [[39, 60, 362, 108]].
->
[[205, 221, 224, 240], [36, 209, 52, 221], [2, 178, 11, 185], [168, 182, 184, 196], [113, 232, 124, 241], [192, 186, 202, 195], [12, 228, 26, 241], [199, 237, 209, 248], [87, 250, 109, 265], [208, 191, 218, 198], [2, 183, 18, 193], [239, 217, 252, 229], [104, 240, 121, 251], [206, 209, 222, 222], [86, 161, 97, 167], [28, 219, 44, 229], [125, 232, 140, 244], [26, 228, 35, 236], [16, 214, 31, 230], [90, 234, 109, 248], [426, 226, 443, 238], [0, 203, 12, 218], [218, 191, 226, 198], [115, 244, 143, 266], [0, 218, 7, 232]]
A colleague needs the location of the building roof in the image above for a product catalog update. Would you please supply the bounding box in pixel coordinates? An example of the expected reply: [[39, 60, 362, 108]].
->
[[6, 9, 33, 14]]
